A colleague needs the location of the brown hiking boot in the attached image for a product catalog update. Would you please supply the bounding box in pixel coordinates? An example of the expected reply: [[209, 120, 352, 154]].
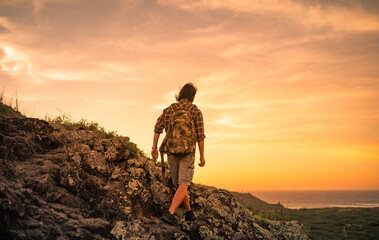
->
[[162, 210, 178, 225], [185, 210, 197, 221]]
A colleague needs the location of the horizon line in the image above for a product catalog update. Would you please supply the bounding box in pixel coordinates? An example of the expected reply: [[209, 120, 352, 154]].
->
[[244, 189, 379, 192]]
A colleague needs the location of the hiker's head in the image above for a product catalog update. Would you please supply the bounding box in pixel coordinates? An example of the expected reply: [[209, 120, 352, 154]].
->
[[176, 83, 198, 102]]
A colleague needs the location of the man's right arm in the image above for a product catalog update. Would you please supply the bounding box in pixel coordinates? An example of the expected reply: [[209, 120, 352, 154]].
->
[[152, 110, 165, 160], [194, 108, 206, 167]]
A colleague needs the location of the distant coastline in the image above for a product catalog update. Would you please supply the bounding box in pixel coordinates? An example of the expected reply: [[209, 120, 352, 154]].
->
[[232, 190, 379, 239], [249, 190, 379, 209]]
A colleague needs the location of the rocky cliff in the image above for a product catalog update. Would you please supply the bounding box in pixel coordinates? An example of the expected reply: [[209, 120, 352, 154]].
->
[[0, 103, 310, 240]]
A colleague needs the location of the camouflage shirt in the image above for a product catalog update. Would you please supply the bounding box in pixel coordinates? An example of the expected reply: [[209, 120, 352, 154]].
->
[[154, 98, 206, 142]]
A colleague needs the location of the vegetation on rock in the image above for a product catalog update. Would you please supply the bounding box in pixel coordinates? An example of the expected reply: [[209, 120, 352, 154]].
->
[[47, 113, 118, 139]]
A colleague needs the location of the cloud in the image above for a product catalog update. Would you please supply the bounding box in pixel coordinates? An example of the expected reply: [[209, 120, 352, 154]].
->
[[0, 44, 35, 85], [221, 43, 263, 58], [37, 64, 150, 83], [20, 94, 66, 102], [201, 103, 261, 110], [0, 44, 148, 84], [195, 70, 241, 102], [159, 0, 379, 32], [216, 115, 259, 129], [0, 46, 28, 76], [82, 98, 143, 106]]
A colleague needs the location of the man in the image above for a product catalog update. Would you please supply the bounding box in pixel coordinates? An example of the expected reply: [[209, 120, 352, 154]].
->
[[151, 83, 205, 225]]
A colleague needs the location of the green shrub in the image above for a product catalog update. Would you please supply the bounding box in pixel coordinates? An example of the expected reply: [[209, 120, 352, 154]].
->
[[124, 142, 146, 157], [248, 208, 288, 221], [246, 204, 253, 211], [0, 102, 24, 118], [0, 89, 24, 118], [48, 114, 118, 139], [305, 226, 318, 240]]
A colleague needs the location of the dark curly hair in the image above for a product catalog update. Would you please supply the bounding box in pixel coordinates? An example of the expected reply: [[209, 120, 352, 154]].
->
[[175, 83, 198, 102]]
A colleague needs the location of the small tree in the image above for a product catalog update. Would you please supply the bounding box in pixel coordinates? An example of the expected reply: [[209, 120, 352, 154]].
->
[[15, 90, 19, 112], [0, 86, 4, 103]]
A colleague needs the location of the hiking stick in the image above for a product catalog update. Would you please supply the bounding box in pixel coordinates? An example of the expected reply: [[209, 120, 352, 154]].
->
[[160, 151, 166, 184]]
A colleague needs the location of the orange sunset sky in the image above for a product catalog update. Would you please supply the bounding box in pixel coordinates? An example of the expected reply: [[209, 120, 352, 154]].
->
[[1, 0, 378, 191]]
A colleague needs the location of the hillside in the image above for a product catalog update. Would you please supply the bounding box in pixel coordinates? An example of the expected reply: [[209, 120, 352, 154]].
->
[[0, 102, 310, 239], [231, 192, 284, 212]]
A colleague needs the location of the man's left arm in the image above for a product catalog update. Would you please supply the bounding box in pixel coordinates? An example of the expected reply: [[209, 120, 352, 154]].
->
[[151, 132, 160, 160], [198, 139, 205, 167]]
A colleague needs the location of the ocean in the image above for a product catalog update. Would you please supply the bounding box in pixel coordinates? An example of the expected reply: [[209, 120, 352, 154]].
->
[[250, 190, 379, 209]]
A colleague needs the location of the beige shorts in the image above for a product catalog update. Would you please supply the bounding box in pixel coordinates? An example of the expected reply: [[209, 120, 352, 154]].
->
[[167, 153, 195, 186]]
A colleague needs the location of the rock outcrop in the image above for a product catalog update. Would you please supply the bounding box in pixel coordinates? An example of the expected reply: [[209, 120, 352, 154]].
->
[[0, 104, 310, 239]]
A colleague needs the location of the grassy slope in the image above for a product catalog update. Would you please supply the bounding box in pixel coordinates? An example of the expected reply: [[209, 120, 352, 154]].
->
[[231, 191, 287, 222], [231, 191, 285, 211], [284, 208, 379, 240], [0, 102, 24, 118]]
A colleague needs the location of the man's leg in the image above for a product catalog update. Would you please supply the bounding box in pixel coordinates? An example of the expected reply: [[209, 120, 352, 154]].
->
[[181, 153, 194, 212], [168, 153, 194, 214], [183, 191, 191, 211], [169, 184, 189, 214]]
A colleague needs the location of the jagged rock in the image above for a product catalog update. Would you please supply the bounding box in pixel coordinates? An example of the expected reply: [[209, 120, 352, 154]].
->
[[0, 105, 310, 239]]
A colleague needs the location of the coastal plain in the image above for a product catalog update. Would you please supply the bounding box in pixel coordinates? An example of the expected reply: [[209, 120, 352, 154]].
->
[[232, 192, 379, 240]]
